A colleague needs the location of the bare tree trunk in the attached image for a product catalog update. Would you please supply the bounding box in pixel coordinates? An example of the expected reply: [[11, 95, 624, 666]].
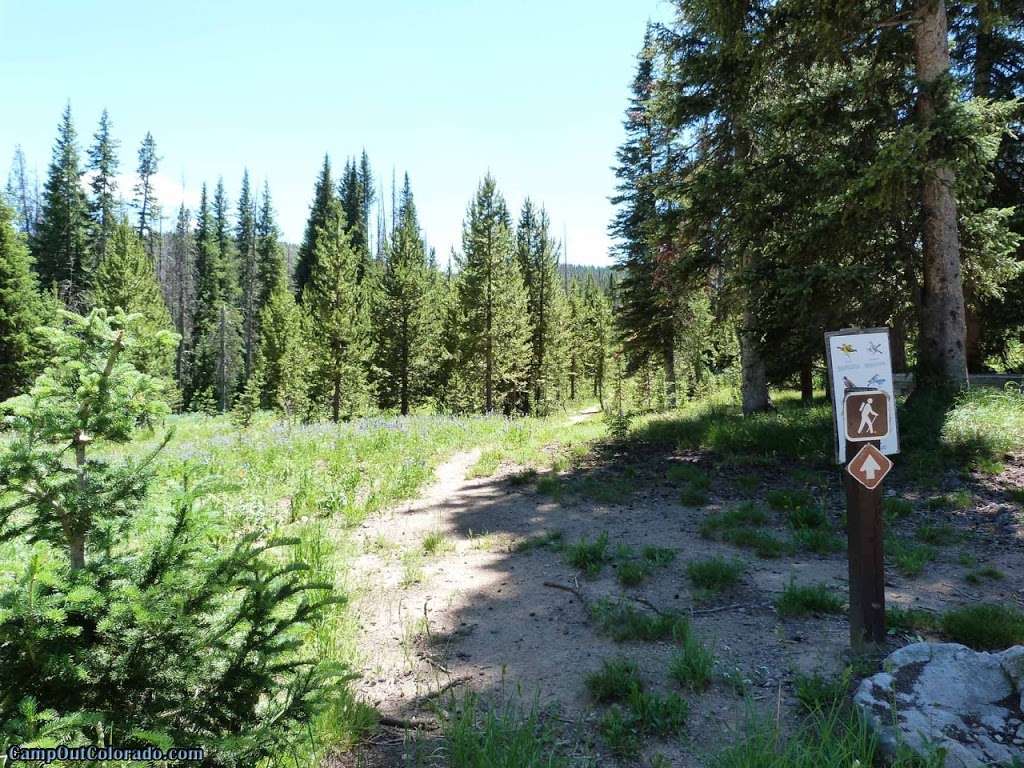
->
[[740, 309, 771, 415], [800, 362, 813, 404], [913, 0, 969, 388], [663, 340, 677, 410]]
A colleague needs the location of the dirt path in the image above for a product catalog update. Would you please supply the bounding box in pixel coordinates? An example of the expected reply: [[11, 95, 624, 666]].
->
[[341, 418, 1024, 767]]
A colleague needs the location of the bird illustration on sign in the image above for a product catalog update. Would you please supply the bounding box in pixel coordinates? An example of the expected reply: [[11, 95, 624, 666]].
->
[[867, 374, 886, 388], [838, 343, 856, 359], [868, 342, 883, 355]]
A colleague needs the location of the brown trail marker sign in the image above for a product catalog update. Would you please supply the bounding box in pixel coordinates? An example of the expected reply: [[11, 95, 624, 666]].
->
[[825, 329, 899, 652]]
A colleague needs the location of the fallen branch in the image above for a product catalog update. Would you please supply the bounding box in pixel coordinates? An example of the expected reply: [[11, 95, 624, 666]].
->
[[378, 715, 438, 731], [690, 603, 753, 616], [422, 675, 471, 701]]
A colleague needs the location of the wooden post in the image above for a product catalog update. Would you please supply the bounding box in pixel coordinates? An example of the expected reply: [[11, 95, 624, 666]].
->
[[844, 438, 886, 651]]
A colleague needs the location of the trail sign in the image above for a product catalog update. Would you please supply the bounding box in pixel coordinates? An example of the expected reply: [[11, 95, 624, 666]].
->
[[825, 328, 900, 464], [844, 390, 890, 442], [846, 443, 892, 490]]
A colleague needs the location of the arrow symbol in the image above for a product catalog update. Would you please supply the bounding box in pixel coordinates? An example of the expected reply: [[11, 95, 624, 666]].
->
[[861, 455, 881, 481]]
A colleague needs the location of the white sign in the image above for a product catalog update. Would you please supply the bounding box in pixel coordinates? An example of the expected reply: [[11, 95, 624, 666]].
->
[[825, 328, 900, 464]]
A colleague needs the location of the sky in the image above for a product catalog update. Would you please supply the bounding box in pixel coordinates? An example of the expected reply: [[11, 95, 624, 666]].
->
[[0, 0, 671, 266]]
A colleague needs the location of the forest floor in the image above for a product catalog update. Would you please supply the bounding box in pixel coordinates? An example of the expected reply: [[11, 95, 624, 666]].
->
[[331, 392, 1024, 767]]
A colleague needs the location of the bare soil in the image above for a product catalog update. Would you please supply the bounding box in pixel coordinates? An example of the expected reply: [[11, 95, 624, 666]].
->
[[335, 418, 1024, 767]]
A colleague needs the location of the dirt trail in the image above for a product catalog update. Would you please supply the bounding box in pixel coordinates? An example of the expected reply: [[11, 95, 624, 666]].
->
[[343, 417, 1024, 767]]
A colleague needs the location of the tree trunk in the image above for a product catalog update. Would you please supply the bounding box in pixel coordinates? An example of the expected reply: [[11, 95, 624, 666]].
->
[[913, 0, 969, 388], [332, 375, 341, 423], [800, 362, 813, 404], [663, 341, 677, 410], [740, 310, 771, 415]]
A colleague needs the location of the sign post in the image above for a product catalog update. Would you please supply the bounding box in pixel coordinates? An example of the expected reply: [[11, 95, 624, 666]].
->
[[825, 329, 899, 653]]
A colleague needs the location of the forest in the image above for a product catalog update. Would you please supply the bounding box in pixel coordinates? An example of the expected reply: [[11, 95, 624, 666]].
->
[[1, 1, 1023, 767]]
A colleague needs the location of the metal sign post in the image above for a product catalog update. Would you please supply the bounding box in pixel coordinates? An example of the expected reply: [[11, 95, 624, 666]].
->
[[825, 329, 899, 653]]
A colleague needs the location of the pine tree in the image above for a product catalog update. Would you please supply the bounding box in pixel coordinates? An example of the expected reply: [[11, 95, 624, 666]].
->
[[303, 196, 372, 421], [169, 204, 195, 386], [256, 270, 311, 419], [189, 184, 242, 411], [516, 199, 568, 414], [255, 181, 284, 315], [236, 170, 258, 379], [580, 276, 613, 406], [31, 104, 91, 308], [375, 175, 437, 414], [86, 109, 119, 265], [91, 220, 177, 381], [0, 199, 48, 399], [133, 132, 160, 257], [5, 145, 38, 237], [454, 175, 531, 414], [294, 155, 333, 297], [610, 29, 680, 409]]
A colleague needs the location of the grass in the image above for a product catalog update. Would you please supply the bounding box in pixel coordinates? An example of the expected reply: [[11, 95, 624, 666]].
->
[[400, 549, 424, 586], [642, 546, 676, 567], [616, 560, 650, 587], [565, 532, 610, 577], [669, 634, 715, 691], [792, 528, 844, 554], [941, 385, 1024, 461], [1008, 486, 1024, 504], [886, 536, 938, 577], [600, 687, 688, 759], [699, 502, 799, 559], [964, 564, 1005, 584], [686, 556, 745, 594], [793, 669, 850, 714], [534, 474, 562, 497], [883, 497, 914, 521], [670, 463, 712, 507], [585, 657, 643, 703], [914, 522, 959, 546], [886, 606, 939, 633], [775, 581, 845, 617], [941, 603, 1024, 650], [514, 530, 563, 553], [589, 598, 689, 643], [422, 529, 455, 555], [442, 693, 573, 768]]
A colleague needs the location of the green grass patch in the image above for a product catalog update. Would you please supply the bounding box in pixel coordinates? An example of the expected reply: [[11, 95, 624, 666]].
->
[[680, 485, 710, 506], [616, 560, 651, 587], [883, 497, 914, 522], [766, 489, 814, 512], [886, 606, 939, 633], [513, 530, 564, 553], [534, 475, 561, 497], [667, 463, 710, 488], [642, 546, 676, 567], [941, 603, 1024, 650], [941, 386, 1024, 462], [686, 556, 745, 593], [565, 532, 610, 577], [589, 598, 689, 643], [792, 528, 844, 555], [886, 536, 938, 577], [964, 564, 1005, 584], [914, 522, 959, 546], [600, 687, 689, 759], [701, 501, 793, 557], [1007, 486, 1024, 504], [442, 693, 572, 768], [722, 526, 794, 559], [422, 530, 454, 555], [578, 474, 633, 504], [775, 581, 845, 617], [669, 634, 715, 691], [585, 657, 643, 703], [793, 669, 850, 714]]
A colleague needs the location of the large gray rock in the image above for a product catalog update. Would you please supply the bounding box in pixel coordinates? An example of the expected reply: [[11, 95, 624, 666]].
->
[[854, 643, 1024, 767]]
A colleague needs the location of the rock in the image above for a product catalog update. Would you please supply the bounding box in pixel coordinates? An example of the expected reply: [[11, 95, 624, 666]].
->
[[855, 643, 1024, 767]]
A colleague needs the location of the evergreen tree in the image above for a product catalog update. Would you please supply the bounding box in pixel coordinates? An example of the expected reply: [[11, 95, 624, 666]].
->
[[0, 199, 48, 399], [86, 109, 119, 264], [610, 29, 680, 409], [579, 276, 613, 406], [31, 104, 91, 308], [375, 174, 437, 415], [256, 269, 311, 419], [169, 204, 195, 386], [236, 170, 258, 378], [303, 196, 371, 421], [189, 184, 242, 411], [133, 132, 160, 256], [339, 154, 375, 278], [5, 145, 38, 237], [255, 181, 284, 314], [91, 220, 177, 382], [294, 155, 333, 297], [516, 199, 568, 414], [453, 175, 531, 414]]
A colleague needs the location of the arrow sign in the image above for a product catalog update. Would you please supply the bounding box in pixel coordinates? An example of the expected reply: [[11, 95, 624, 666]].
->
[[847, 443, 892, 490]]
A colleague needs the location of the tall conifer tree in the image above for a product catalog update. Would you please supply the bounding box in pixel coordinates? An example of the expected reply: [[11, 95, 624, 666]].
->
[[133, 132, 160, 256], [0, 199, 48, 399], [32, 104, 91, 307], [86, 109, 119, 265], [5, 146, 37, 237], [294, 155, 333, 297], [236, 170, 258, 378]]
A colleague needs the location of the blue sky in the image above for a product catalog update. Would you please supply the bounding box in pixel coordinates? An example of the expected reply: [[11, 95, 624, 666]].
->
[[0, 0, 670, 265]]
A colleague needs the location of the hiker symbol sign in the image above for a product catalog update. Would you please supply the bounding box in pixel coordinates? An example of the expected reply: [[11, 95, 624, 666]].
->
[[844, 390, 889, 442]]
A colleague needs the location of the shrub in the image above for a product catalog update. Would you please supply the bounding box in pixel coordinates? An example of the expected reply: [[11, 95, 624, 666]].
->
[[0, 311, 346, 765], [941, 604, 1024, 650]]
